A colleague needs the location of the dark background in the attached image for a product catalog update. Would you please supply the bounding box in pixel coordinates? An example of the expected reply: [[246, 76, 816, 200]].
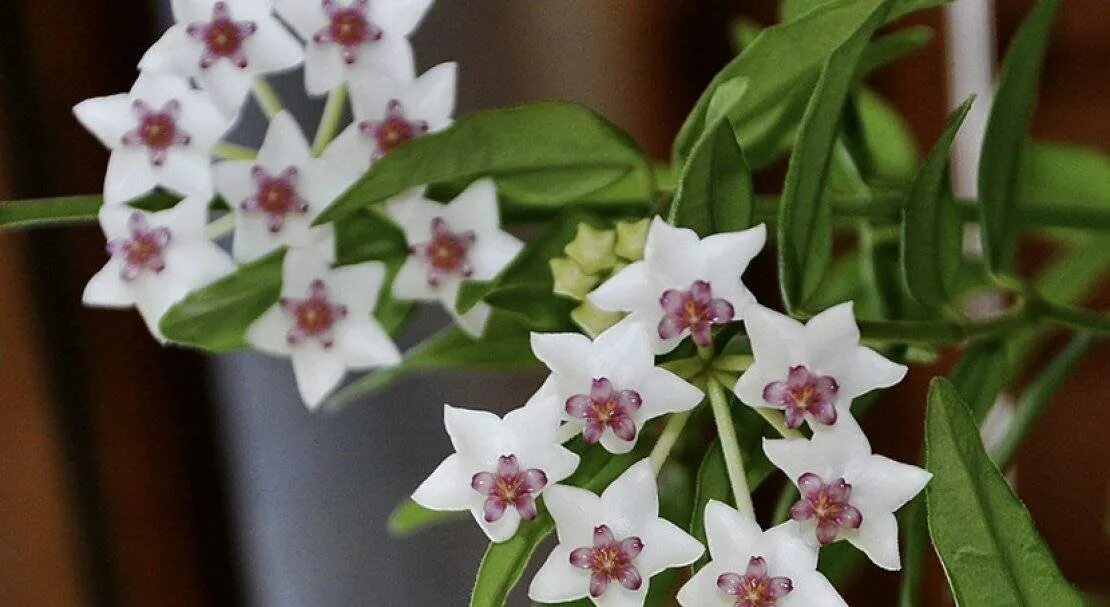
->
[[0, 1, 1106, 605]]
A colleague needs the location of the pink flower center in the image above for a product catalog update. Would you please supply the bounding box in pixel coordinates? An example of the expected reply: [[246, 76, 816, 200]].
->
[[186, 1, 258, 69], [658, 280, 734, 347], [569, 525, 644, 598], [410, 217, 476, 286], [471, 454, 547, 523], [762, 365, 840, 429], [790, 473, 863, 545], [121, 100, 191, 167], [565, 378, 642, 445], [106, 212, 172, 282], [241, 166, 310, 233], [717, 556, 793, 607], [313, 0, 383, 64], [280, 280, 348, 348], [359, 99, 429, 157]]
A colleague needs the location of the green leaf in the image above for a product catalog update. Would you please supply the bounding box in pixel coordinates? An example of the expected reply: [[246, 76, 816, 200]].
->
[[317, 102, 647, 224], [469, 445, 644, 607], [978, 0, 1060, 276], [159, 248, 285, 353], [495, 167, 637, 208], [857, 26, 934, 75], [777, 0, 890, 313], [925, 377, 1084, 606], [781, 0, 950, 22], [1018, 143, 1110, 233], [333, 208, 408, 266], [669, 83, 755, 236], [324, 314, 539, 409], [902, 97, 974, 312], [948, 339, 1011, 422], [387, 499, 465, 537], [855, 88, 920, 181], [673, 0, 888, 165], [0, 191, 181, 230]]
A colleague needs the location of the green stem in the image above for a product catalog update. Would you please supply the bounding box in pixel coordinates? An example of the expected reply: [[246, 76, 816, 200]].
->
[[707, 377, 755, 519], [649, 411, 691, 474], [771, 483, 798, 524], [312, 85, 348, 156], [1036, 299, 1110, 334], [252, 78, 283, 119], [711, 354, 753, 373], [213, 142, 258, 160], [992, 332, 1094, 469], [204, 212, 237, 240], [857, 304, 1031, 344]]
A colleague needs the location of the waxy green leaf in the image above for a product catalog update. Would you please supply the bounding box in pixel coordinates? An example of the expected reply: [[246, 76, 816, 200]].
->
[[925, 378, 1083, 606], [317, 102, 647, 224], [978, 0, 1059, 276], [159, 248, 286, 353], [387, 499, 465, 537], [778, 0, 890, 313], [333, 208, 408, 266], [669, 83, 755, 236], [902, 97, 974, 312], [782, 0, 950, 22], [948, 339, 1011, 422], [0, 191, 185, 230]]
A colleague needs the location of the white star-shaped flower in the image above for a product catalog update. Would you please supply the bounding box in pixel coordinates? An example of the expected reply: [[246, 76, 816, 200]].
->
[[529, 459, 704, 607], [140, 0, 305, 114], [213, 111, 345, 262], [247, 248, 402, 408], [530, 322, 704, 453], [588, 217, 767, 355], [385, 179, 523, 337], [323, 62, 457, 177], [275, 0, 433, 95], [734, 302, 907, 431], [83, 197, 236, 339], [762, 415, 931, 570], [74, 74, 232, 205], [677, 500, 846, 607], [411, 400, 580, 543]]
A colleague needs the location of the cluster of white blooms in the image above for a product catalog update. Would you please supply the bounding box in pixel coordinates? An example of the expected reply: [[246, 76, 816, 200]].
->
[[415, 219, 931, 606], [73, 0, 528, 408]]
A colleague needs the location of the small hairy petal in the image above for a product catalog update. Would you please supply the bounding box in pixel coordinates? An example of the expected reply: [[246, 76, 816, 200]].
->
[[515, 495, 538, 520], [590, 377, 615, 402], [797, 472, 824, 500], [496, 454, 521, 478], [763, 380, 789, 404], [610, 416, 637, 442], [787, 365, 809, 389], [790, 500, 815, 522], [707, 298, 734, 323], [783, 405, 806, 429], [520, 469, 548, 493], [582, 420, 605, 444], [690, 322, 713, 347], [688, 280, 712, 304], [815, 520, 840, 545], [659, 289, 686, 314], [658, 315, 687, 340], [617, 565, 643, 591], [836, 505, 863, 530], [717, 572, 744, 595], [590, 572, 610, 598], [618, 389, 642, 413], [619, 537, 644, 560], [768, 576, 794, 598], [566, 394, 592, 418], [593, 525, 616, 547], [809, 398, 838, 426], [745, 555, 768, 578], [483, 497, 507, 523], [569, 547, 593, 569], [471, 472, 497, 496], [827, 478, 852, 503]]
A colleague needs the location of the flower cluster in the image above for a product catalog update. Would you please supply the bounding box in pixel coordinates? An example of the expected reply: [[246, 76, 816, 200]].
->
[[74, 0, 526, 408], [413, 219, 931, 605]]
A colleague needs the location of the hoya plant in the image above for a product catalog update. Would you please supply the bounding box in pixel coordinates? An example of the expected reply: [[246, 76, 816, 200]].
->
[[0, 0, 1104, 604]]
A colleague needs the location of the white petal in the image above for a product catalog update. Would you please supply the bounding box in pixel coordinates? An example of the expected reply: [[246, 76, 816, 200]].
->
[[636, 517, 704, 576], [635, 367, 703, 419], [677, 562, 733, 607], [257, 111, 313, 168], [177, 89, 234, 148], [197, 62, 254, 116], [391, 256, 437, 301], [213, 159, 254, 210], [468, 231, 523, 281], [528, 544, 590, 604], [162, 241, 236, 290], [73, 94, 133, 150], [763, 521, 820, 573], [544, 484, 603, 545], [130, 72, 193, 102], [170, 0, 213, 24], [781, 570, 848, 607], [504, 399, 564, 445], [443, 178, 500, 233], [642, 216, 700, 270], [594, 584, 648, 607], [832, 347, 908, 400], [810, 414, 873, 468], [803, 301, 861, 370], [593, 322, 655, 384], [742, 303, 804, 374], [446, 299, 491, 338], [762, 436, 819, 485], [274, 0, 328, 39], [385, 194, 444, 243], [698, 223, 767, 279], [291, 345, 347, 409], [703, 499, 763, 561], [600, 459, 658, 526], [247, 20, 305, 73], [302, 46, 347, 96], [352, 33, 415, 81], [472, 503, 522, 543], [530, 332, 595, 378], [407, 62, 458, 123], [247, 305, 293, 356], [348, 71, 404, 122], [443, 404, 503, 460], [370, 0, 433, 35], [328, 260, 386, 315], [104, 151, 158, 205], [159, 150, 215, 201], [138, 26, 198, 76], [281, 248, 332, 295], [337, 317, 401, 368], [849, 511, 902, 570], [82, 262, 136, 309], [734, 361, 779, 410], [318, 123, 373, 180], [587, 261, 653, 313], [847, 455, 931, 513], [411, 454, 474, 511]]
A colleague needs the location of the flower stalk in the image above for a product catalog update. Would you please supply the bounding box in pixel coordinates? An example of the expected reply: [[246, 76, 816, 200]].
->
[[706, 376, 754, 519], [312, 84, 348, 156]]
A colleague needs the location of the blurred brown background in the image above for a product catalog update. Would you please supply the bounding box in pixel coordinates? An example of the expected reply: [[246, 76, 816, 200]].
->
[[0, 1, 1106, 605]]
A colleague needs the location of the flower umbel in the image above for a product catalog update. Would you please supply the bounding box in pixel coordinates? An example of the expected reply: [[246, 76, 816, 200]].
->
[[658, 280, 735, 347], [569, 525, 645, 598], [471, 454, 547, 522]]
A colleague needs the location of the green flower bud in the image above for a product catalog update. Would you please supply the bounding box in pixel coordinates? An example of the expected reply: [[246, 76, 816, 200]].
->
[[550, 257, 599, 301], [614, 218, 650, 261], [564, 223, 618, 275], [571, 301, 624, 338]]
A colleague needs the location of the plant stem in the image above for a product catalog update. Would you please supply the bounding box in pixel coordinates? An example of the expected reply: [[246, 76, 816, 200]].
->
[[707, 377, 755, 519], [252, 78, 283, 119], [711, 354, 753, 373], [857, 303, 1030, 344], [992, 332, 1094, 469], [649, 411, 691, 474], [204, 212, 237, 240], [213, 142, 258, 160], [771, 483, 798, 524], [312, 85, 348, 156], [754, 408, 804, 439]]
